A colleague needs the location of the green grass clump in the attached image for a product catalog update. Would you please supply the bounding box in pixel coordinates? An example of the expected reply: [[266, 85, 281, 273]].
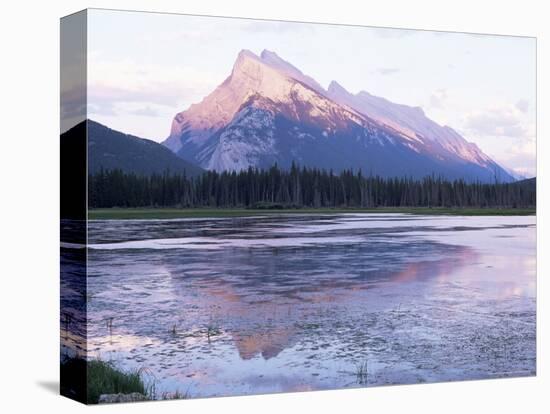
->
[[60, 358, 148, 404], [87, 360, 147, 404]]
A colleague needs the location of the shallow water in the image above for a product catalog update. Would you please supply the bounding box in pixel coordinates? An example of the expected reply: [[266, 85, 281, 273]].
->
[[66, 214, 536, 398]]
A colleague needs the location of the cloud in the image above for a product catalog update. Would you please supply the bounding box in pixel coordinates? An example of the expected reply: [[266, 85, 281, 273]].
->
[[139, 27, 223, 45], [88, 83, 183, 108], [61, 85, 87, 132], [498, 153, 536, 178], [87, 57, 223, 118], [129, 106, 160, 117], [236, 19, 315, 34], [512, 167, 535, 178], [87, 102, 116, 117], [515, 99, 529, 113], [464, 105, 530, 138], [374, 67, 400, 76], [461, 103, 536, 176], [429, 89, 448, 109]]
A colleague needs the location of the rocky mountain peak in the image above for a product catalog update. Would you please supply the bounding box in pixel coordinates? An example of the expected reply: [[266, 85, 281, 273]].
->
[[162, 49, 514, 182]]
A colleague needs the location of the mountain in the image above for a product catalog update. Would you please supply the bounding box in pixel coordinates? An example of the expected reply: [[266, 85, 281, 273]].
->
[[326, 81, 501, 173], [63, 120, 204, 177], [163, 49, 514, 182]]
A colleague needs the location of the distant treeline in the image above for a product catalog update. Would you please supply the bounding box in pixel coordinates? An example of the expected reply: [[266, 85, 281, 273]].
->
[[89, 164, 536, 209]]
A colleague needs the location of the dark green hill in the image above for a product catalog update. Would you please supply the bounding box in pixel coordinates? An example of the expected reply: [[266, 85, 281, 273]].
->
[[513, 177, 536, 186], [87, 120, 204, 176], [62, 120, 204, 177]]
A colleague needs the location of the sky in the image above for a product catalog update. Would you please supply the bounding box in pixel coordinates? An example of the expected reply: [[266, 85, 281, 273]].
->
[[84, 9, 537, 177]]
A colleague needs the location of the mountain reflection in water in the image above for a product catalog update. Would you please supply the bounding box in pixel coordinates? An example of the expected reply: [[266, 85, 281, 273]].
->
[[60, 214, 536, 398]]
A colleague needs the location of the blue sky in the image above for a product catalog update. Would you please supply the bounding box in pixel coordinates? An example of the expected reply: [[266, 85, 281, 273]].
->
[[87, 9, 536, 176]]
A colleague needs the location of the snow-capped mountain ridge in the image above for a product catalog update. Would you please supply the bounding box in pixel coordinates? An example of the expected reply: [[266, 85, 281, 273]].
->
[[259, 49, 326, 96], [163, 49, 514, 182], [326, 80, 496, 169]]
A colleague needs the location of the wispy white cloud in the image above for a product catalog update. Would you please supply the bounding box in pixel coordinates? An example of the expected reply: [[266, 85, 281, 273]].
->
[[129, 106, 160, 117], [515, 99, 530, 113], [87, 56, 224, 134], [429, 89, 448, 109], [463, 105, 530, 138], [139, 27, 224, 45], [460, 103, 535, 176], [236, 19, 315, 34], [498, 152, 536, 178], [374, 67, 400, 76]]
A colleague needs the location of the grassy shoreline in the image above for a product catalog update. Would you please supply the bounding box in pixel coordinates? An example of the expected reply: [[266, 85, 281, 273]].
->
[[88, 207, 536, 220], [61, 358, 149, 404]]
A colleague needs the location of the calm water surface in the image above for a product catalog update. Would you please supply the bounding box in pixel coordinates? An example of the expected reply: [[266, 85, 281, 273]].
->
[[63, 214, 536, 398]]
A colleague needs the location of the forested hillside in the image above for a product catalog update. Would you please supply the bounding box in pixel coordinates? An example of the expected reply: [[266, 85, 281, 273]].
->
[[88, 164, 535, 209]]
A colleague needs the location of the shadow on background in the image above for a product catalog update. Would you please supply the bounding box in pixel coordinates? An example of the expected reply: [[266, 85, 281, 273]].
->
[[36, 381, 59, 395]]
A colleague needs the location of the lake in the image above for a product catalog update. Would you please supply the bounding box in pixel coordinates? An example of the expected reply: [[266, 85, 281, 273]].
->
[[67, 213, 536, 398]]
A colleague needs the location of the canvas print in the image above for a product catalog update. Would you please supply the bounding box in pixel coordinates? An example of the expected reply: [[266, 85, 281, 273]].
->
[[60, 9, 536, 404]]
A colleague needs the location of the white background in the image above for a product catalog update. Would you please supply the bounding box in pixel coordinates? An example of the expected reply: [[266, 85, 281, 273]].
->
[[0, 0, 547, 412]]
